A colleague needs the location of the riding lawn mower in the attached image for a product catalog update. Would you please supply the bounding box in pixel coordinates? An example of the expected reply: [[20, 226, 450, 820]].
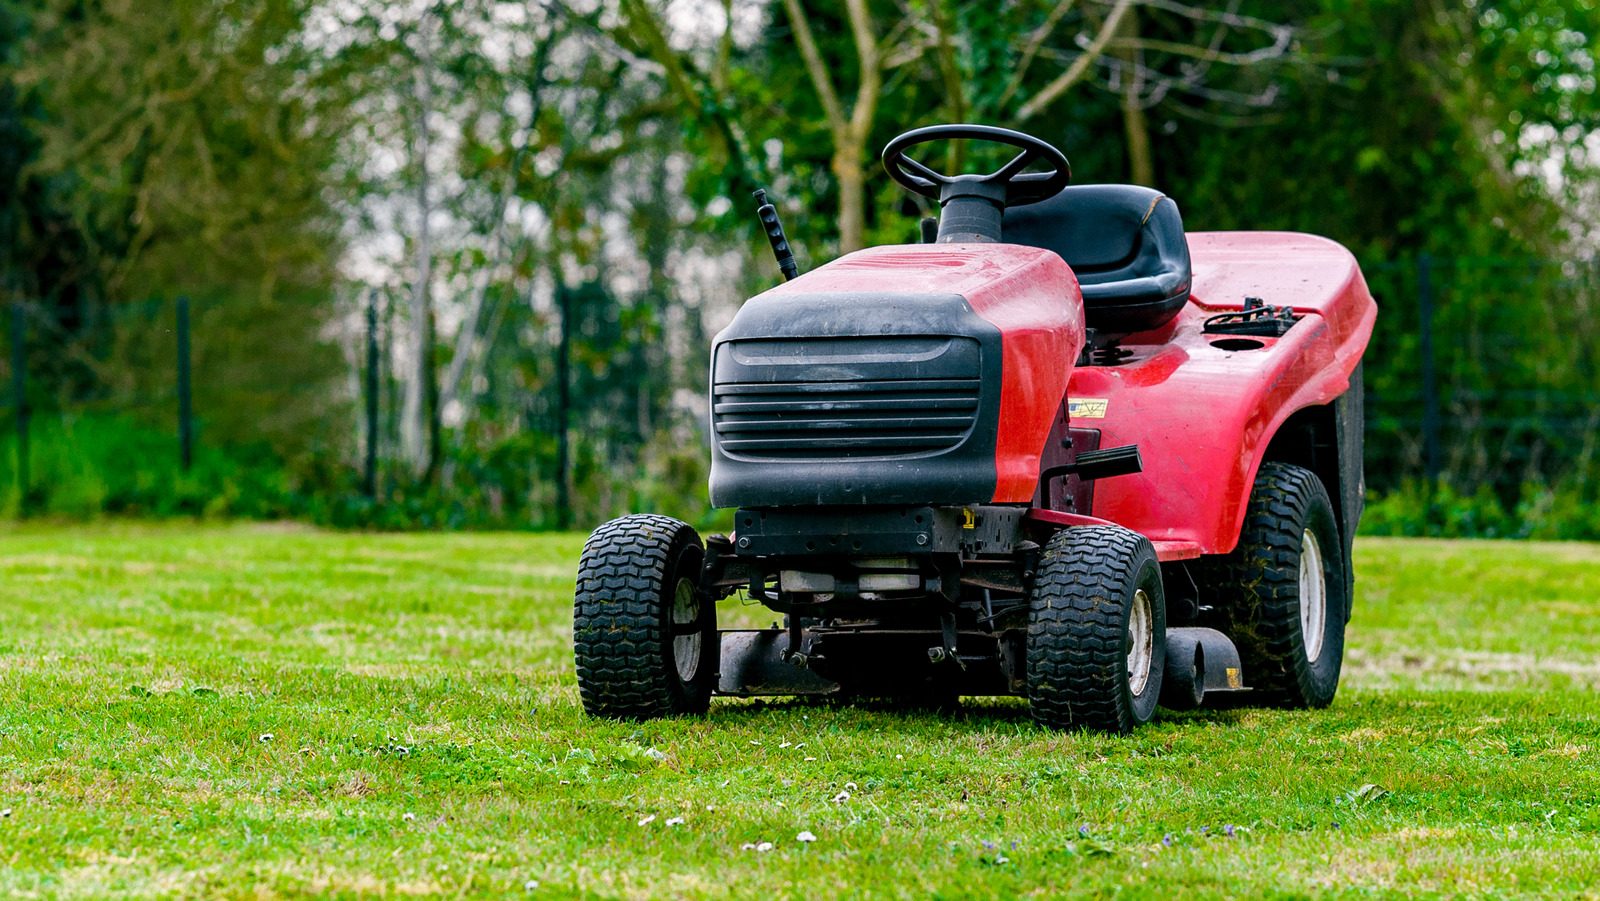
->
[[573, 125, 1376, 733]]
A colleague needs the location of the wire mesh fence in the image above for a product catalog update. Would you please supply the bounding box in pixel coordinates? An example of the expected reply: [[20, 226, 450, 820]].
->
[[1363, 256, 1600, 504], [3, 255, 1598, 534]]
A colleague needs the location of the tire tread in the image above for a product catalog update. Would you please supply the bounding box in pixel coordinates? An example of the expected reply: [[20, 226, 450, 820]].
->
[[1026, 526, 1159, 734], [573, 514, 702, 720], [1198, 462, 1342, 708]]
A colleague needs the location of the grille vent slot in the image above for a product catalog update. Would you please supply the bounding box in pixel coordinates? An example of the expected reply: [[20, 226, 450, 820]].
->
[[713, 336, 982, 460]]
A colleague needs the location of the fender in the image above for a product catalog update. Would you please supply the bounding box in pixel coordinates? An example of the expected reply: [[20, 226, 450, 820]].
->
[[1073, 232, 1377, 555]]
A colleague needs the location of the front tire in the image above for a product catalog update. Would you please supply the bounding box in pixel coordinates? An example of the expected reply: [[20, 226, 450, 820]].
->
[[1199, 462, 1347, 708], [1026, 526, 1166, 733], [574, 515, 718, 720]]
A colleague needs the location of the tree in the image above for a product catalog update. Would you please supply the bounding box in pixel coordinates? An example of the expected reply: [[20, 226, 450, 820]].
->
[[780, 0, 884, 252], [10, 0, 355, 455]]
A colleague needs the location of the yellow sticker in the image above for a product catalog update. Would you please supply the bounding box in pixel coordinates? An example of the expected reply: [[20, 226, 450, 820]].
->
[[1068, 398, 1109, 419], [1226, 667, 1242, 689], [962, 509, 976, 529]]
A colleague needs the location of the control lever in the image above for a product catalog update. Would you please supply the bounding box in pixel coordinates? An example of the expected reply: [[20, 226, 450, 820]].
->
[[1040, 445, 1143, 484], [752, 189, 800, 281]]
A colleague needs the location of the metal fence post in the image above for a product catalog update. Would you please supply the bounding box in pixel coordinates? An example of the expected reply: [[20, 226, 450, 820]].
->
[[365, 290, 380, 498], [10, 301, 27, 510], [555, 282, 572, 531], [177, 296, 194, 470], [1417, 254, 1441, 491]]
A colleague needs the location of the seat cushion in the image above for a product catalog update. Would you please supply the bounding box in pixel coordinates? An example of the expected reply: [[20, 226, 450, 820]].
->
[[1001, 184, 1192, 333]]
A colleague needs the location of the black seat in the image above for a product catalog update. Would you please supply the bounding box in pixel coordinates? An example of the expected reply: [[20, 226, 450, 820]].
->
[[1002, 184, 1191, 333]]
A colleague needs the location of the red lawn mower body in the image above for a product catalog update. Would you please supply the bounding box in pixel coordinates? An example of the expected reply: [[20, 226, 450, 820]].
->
[[738, 233, 1375, 557], [1070, 231, 1375, 558], [574, 125, 1377, 732]]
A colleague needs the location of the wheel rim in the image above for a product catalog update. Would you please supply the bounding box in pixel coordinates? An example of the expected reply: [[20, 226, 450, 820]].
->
[[1299, 528, 1327, 664], [671, 576, 702, 682], [1127, 588, 1154, 696]]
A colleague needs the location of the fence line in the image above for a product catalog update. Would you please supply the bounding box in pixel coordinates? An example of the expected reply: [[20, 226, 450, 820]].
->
[[4, 255, 1598, 528]]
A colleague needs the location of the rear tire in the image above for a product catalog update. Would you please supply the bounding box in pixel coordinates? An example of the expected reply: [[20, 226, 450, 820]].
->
[[1199, 462, 1347, 708], [574, 514, 718, 720], [1026, 526, 1166, 733]]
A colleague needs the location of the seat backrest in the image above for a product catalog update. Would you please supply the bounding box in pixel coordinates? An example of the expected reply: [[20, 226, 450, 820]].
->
[[1001, 184, 1192, 334]]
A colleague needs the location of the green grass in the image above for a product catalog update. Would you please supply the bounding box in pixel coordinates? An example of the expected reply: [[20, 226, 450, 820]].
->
[[2, 525, 1599, 899]]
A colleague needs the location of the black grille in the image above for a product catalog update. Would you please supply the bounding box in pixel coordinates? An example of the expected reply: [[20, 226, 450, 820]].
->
[[713, 378, 981, 459]]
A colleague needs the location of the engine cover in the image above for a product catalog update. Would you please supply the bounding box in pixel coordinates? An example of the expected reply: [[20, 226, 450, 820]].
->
[[709, 244, 1085, 507]]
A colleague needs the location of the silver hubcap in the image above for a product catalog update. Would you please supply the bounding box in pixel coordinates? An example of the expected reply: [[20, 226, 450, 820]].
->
[[1127, 588, 1154, 696], [671, 577, 701, 682], [1299, 528, 1327, 664]]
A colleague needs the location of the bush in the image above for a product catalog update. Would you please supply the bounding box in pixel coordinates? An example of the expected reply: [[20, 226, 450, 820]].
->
[[1360, 476, 1600, 540], [0, 413, 729, 532]]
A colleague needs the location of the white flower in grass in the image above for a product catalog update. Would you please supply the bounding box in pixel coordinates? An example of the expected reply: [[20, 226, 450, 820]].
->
[[740, 843, 757, 851], [259, 733, 274, 742], [797, 831, 817, 843], [757, 841, 774, 852], [832, 791, 850, 803], [524, 879, 539, 890], [402, 812, 416, 822], [637, 814, 656, 826], [666, 817, 685, 827]]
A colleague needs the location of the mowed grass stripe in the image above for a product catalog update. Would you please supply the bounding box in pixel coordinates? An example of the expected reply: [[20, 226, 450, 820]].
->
[[1, 524, 1598, 899]]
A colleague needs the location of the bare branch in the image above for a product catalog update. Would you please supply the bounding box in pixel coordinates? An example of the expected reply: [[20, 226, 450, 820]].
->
[[844, 0, 881, 141], [1014, 0, 1133, 123], [1104, 0, 1295, 37], [781, 0, 848, 133], [997, 0, 1079, 111], [621, 0, 704, 111], [929, 0, 967, 125], [1105, 33, 1292, 67], [713, 0, 734, 94], [441, 24, 558, 415]]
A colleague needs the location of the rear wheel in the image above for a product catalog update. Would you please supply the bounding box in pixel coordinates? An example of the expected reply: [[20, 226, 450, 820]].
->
[[574, 515, 718, 720], [1026, 526, 1166, 733], [1199, 462, 1347, 708]]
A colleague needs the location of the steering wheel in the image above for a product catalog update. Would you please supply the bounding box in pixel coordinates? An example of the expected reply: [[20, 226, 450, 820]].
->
[[881, 124, 1071, 208]]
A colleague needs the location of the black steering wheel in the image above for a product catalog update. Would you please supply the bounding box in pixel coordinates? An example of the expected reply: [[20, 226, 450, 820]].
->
[[881, 124, 1072, 208]]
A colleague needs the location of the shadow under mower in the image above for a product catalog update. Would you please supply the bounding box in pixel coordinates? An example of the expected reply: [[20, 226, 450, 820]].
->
[[574, 124, 1376, 733]]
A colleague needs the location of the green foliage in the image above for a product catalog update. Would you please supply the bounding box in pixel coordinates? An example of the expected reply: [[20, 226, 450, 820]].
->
[[4, 0, 1599, 535], [1361, 474, 1600, 540], [13, 0, 349, 302], [0, 415, 293, 519], [0, 412, 725, 532]]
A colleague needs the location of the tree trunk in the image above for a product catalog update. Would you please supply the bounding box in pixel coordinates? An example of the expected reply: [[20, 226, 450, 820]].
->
[[833, 138, 867, 254], [1117, 9, 1156, 187], [425, 304, 442, 484], [401, 11, 434, 476]]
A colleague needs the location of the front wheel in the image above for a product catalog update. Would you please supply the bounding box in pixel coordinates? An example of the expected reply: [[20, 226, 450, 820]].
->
[[573, 515, 718, 720], [1026, 526, 1166, 733]]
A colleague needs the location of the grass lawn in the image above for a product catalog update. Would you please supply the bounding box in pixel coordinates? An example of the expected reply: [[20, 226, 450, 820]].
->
[[2, 523, 1599, 899]]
